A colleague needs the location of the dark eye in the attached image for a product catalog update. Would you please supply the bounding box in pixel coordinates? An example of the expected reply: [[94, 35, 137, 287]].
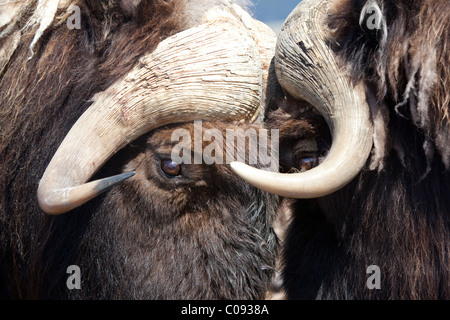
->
[[161, 159, 181, 178], [300, 157, 317, 171]]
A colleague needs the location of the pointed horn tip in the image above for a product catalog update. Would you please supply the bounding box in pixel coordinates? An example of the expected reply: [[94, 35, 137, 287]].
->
[[230, 161, 287, 194], [38, 171, 136, 215], [230, 161, 253, 182], [230, 161, 347, 199], [230, 161, 246, 172]]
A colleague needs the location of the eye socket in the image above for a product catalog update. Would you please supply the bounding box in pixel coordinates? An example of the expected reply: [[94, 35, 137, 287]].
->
[[160, 159, 181, 178], [299, 157, 317, 172]]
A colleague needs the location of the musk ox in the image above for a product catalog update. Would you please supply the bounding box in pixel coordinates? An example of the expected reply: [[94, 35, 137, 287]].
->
[[233, 0, 449, 299], [0, 0, 281, 299]]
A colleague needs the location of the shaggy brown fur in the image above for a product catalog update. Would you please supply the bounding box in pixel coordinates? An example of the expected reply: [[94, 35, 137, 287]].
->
[[33, 122, 278, 299], [273, 0, 450, 299], [328, 0, 450, 171], [0, 0, 184, 299], [0, 0, 278, 299]]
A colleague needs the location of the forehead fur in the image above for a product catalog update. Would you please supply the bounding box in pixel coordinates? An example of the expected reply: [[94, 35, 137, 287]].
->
[[0, 0, 255, 69]]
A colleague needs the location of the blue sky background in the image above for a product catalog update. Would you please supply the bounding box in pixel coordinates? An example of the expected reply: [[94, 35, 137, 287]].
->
[[250, 0, 301, 33], [252, 0, 300, 22]]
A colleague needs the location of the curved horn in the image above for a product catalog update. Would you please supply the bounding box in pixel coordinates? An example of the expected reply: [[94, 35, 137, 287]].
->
[[38, 16, 276, 215], [231, 0, 374, 198]]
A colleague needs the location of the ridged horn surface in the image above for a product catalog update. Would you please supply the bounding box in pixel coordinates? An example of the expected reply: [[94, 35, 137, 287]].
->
[[231, 0, 374, 199], [38, 14, 276, 214]]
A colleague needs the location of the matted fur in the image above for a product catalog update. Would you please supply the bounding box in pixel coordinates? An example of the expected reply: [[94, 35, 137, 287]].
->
[[327, 0, 450, 171], [0, 0, 279, 299], [273, 0, 449, 299]]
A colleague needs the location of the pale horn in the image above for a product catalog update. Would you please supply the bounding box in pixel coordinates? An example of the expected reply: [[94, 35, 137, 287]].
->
[[231, 0, 374, 198], [38, 12, 276, 215]]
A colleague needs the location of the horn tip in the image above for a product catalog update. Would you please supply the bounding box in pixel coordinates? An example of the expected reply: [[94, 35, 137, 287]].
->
[[230, 161, 250, 176], [37, 171, 136, 215], [93, 171, 136, 193]]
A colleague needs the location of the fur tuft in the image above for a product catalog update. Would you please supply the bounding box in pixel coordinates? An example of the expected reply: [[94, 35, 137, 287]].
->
[[277, 0, 450, 300], [328, 0, 450, 172], [0, 0, 277, 300]]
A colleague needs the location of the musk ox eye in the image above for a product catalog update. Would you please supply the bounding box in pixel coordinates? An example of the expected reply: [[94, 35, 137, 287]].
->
[[300, 157, 317, 171], [161, 159, 181, 177]]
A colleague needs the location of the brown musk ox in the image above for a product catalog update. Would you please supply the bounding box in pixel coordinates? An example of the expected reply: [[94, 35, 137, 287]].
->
[[0, 0, 281, 299], [232, 0, 450, 299]]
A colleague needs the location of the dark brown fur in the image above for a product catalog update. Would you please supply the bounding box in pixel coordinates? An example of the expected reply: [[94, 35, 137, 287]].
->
[[328, 0, 450, 169], [0, 0, 278, 299], [273, 0, 450, 299]]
